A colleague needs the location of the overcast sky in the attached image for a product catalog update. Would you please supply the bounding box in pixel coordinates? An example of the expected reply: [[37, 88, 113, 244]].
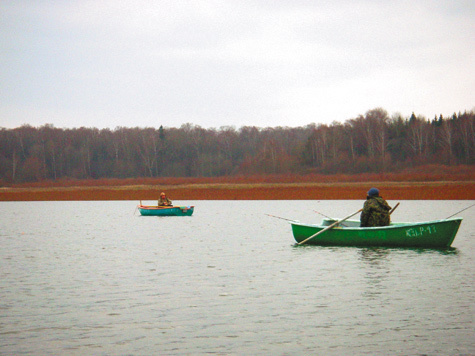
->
[[1, 0, 474, 130]]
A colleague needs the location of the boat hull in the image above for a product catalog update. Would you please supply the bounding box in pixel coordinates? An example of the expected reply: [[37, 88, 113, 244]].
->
[[291, 218, 462, 248], [138, 205, 194, 216]]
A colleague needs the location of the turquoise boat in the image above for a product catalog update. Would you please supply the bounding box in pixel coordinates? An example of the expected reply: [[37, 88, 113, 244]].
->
[[291, 218, 462, 248], [138, 205, 194, 216]]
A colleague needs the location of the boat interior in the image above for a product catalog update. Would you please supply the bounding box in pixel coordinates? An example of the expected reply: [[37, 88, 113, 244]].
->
[[320, 218, 419, 228], [321, 218, 361, 227]]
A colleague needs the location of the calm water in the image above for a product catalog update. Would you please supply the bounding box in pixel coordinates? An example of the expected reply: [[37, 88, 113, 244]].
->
[[1, 200, 474, 356]]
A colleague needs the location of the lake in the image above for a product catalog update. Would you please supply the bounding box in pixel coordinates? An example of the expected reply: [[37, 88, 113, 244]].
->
[[1, 200, 474, 355]]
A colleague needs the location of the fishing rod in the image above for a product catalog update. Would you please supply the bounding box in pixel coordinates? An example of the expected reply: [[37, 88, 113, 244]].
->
[[265, 213, 297, 222], [313, 210, 348, 227], [445, 202, 475, 219], [313, 210, 335, 220]]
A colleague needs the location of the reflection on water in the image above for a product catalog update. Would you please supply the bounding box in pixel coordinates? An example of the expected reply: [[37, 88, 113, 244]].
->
[[358, 248, 390, 300], [359, 247, 391, 262], [0, 200, 474, 356], [411, 247, 459, 255]]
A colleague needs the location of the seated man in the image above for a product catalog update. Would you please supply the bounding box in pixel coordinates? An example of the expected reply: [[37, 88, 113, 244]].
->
[[360, 188, 391, 227], [158, 192, 172, 206]]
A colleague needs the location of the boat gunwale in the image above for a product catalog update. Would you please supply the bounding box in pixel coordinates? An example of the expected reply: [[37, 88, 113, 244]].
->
[[138, 205, 194, 211]]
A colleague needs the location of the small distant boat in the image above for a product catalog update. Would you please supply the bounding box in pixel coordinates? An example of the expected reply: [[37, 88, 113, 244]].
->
[[291, 218, 462, 248], [137, 204, 194, 216]]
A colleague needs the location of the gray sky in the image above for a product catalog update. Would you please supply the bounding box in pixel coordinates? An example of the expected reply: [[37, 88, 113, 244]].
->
[[1, 0, 474, 129]]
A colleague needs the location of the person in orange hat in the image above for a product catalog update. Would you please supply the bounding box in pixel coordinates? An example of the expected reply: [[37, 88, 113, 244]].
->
[[158, 192, 172, 206]]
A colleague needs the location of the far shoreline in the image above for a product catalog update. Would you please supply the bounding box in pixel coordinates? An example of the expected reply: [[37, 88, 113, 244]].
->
[[1, 181, 474, 201]]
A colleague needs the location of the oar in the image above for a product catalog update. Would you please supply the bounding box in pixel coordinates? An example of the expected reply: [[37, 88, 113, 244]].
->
[[297, 208, 363, 246], [134, 200, 144, 215], [389, 202, 400, 215]]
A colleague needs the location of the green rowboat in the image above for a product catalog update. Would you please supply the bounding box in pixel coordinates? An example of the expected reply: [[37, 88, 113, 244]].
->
[[291, 218, 462, 248]]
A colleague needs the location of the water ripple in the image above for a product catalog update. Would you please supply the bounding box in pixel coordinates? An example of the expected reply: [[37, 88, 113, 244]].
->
[[1, 200, 474, 355]]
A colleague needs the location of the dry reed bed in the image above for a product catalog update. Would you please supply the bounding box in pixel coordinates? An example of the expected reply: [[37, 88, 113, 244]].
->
[[1, 181, 473, 201]]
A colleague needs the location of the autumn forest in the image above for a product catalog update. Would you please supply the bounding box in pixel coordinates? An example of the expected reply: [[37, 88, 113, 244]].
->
[[1, 108, 474, 184]]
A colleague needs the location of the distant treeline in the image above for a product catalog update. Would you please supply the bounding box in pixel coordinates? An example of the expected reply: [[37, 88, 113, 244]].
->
[[0, 108, 474, 183]]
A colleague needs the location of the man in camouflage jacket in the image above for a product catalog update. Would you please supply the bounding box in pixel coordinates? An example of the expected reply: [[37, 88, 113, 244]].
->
[[360, 188, 392, 227]]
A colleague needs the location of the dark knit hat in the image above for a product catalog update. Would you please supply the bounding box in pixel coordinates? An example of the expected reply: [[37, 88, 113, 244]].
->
[[367, 188, 379, 197]]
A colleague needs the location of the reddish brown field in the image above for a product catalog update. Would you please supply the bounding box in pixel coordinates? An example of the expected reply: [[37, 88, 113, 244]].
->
[[1, 181, 474, 201], [1, 166, 474, 201]]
